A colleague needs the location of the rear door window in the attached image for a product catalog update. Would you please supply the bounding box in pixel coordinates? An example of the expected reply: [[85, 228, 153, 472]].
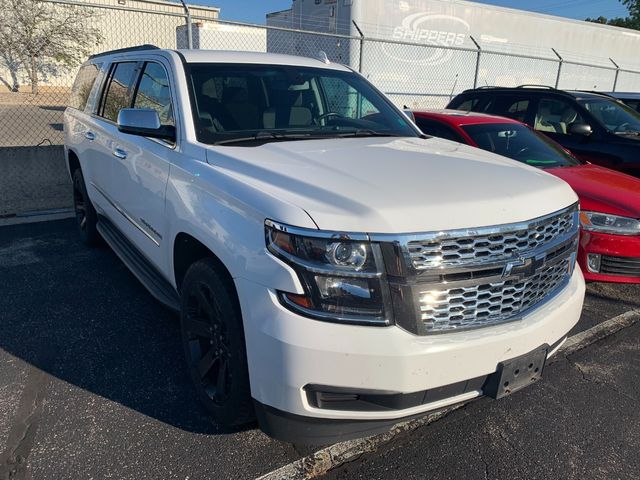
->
[[505, 99, 530, 122], [488, 96, 533, 123], [69, 63, 102, 111], [534, 98, 585, 135], [99, 62, 139, 122]]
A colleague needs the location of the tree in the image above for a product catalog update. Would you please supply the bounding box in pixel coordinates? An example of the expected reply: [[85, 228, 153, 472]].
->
[[586, 0, 640, 30], [0, 0, 102, 94]]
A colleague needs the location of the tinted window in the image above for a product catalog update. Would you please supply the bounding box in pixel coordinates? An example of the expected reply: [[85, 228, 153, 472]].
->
[[450, 95, 493, 113], [486, 96, 531, 121], [101, 62, 139, 122], [455, 98, 479, 112], [133, 62, 174, 126], [415, 118, 464, 142], [506, 99, 529, 122], [579, 97, 640, 134], [188, 64, 417, 145], [625, 99, 640, 112], [462, 123, 579, 168], [534, 98, 585, 135], [69, 63, 102, 111]]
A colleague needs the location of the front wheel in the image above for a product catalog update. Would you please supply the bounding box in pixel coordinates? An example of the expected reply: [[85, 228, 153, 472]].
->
[[180, 259, 254, 427]]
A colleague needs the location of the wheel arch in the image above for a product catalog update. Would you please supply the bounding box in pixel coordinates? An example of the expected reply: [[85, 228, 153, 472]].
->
[[67, 148, 81, 180], [172, 231, 236, 296]]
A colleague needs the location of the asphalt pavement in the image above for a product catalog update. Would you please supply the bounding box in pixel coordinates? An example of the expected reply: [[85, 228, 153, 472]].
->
[[324, 321, 640, 480], [0, 218, 638, 479]]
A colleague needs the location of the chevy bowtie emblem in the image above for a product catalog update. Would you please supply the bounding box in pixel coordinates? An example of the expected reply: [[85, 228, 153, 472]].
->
[[502, 253, 547, 279]]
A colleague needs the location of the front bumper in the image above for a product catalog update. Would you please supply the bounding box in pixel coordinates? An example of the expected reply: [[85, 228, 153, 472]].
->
[[579, 231, 640, 283], [236, 268, 585, 442]]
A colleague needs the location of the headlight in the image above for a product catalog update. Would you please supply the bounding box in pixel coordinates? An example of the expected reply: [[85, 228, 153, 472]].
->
[[265, 220, 392, 325], [579, 211, 640, 235]]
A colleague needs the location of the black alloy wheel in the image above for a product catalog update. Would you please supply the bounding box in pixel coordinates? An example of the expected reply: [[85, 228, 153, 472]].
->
[[184, 280, 233, 406], [180, 259, 254, 427]]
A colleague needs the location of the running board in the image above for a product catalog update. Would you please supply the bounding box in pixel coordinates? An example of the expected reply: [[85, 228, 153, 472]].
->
[[97, 215, 180, 312]]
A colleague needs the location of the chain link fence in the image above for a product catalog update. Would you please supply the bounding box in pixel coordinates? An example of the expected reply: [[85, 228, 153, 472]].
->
[[2, 0, 640, 150]]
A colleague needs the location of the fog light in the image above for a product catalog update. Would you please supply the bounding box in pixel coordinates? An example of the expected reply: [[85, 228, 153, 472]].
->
[[587, 253, 601, 273]]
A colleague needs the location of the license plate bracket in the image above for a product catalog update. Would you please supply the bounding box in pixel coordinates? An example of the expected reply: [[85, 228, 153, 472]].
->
[[483, 346, 548, 399]]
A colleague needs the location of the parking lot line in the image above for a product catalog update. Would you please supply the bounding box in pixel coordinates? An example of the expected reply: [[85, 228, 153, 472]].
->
[[257, 308, 640, 480]]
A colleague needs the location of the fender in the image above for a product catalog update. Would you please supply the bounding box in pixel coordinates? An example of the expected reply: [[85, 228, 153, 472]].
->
[[165, 154, 313, 295]]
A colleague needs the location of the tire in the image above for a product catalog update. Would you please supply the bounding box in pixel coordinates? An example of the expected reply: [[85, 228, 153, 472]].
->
[[180, 259, 255, 427], [72, 168, 100, 246]]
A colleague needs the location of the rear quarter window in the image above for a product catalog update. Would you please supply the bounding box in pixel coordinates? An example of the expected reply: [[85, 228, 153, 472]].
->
[[69, 63, 102, 111], [449, 95, 493, 114]]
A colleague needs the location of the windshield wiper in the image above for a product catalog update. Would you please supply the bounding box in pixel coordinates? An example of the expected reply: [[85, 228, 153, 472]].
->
[[614, 130, 640, 136], [214, 130, 330, 145], [335, 129, 401, 138]]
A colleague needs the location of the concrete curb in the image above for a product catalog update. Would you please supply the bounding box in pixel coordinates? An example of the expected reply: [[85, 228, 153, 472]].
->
[[257, 309, 640, 480], [0, 209, 74, 227]]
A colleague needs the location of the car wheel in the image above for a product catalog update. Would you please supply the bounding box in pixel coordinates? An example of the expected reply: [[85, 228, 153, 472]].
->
[[72, 168, 100, 246], [180, 259, 254, 427]]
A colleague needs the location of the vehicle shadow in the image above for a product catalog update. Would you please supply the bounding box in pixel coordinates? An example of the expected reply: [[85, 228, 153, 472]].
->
[[0, 218, 256, 436]]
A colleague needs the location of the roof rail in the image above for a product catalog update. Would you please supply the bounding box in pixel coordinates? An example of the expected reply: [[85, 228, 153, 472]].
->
[[516, 84, 556, 89], [89, 44, 160, 60], [575, 90, 615, 98]]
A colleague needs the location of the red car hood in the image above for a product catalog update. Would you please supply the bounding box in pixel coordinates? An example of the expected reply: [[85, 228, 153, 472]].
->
[[547, 164, 640, 218]]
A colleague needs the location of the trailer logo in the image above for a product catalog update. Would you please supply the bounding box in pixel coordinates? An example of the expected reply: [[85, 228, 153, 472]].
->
[[387, 12, 470, 66], [392, 12, 469, 46]]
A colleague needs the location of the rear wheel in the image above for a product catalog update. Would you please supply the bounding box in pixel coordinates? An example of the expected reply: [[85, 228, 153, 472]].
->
[[180, 259, 254, 427], [72, 168, 99, 246]]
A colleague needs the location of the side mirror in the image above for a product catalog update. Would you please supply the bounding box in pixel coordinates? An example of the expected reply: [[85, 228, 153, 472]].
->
[[117, 108, 176, 141], [568, 123, 592, 137]]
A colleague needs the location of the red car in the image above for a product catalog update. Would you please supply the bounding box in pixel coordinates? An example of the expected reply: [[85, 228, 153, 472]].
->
[[413, 110, 640, 283]]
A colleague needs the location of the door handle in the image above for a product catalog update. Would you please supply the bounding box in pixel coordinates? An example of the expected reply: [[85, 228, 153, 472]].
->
[[112, 148, 128, 160], [84, 131, 96, 141]]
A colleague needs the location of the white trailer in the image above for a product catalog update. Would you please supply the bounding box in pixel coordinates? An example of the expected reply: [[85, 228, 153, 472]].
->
[[267, 0, 640, 108]]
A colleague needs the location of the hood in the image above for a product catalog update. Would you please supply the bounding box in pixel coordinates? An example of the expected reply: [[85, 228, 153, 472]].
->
[[548, 164, 640, 218], [206, 137, 578, 233]]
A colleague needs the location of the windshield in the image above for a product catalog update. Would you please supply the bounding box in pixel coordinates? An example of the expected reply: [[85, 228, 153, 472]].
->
[[187, 63, 418, 145], [462, 123, 580, 168], [579, 97, 640, 134]]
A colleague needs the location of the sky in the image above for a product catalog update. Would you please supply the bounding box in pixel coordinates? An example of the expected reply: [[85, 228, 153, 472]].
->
[[198, 0, 630, 25]]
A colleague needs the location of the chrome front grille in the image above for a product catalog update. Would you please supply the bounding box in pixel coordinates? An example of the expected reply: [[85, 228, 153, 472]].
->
[[418, 256, 571, 333], [408, 207, 576, 269], [384, 205, 580, 335]]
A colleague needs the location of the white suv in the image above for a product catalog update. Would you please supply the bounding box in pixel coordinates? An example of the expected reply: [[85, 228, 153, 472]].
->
[[64, 45, 585, 444]]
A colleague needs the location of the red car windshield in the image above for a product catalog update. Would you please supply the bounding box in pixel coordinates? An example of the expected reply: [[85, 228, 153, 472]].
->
[[461, 123, 580, 169]]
